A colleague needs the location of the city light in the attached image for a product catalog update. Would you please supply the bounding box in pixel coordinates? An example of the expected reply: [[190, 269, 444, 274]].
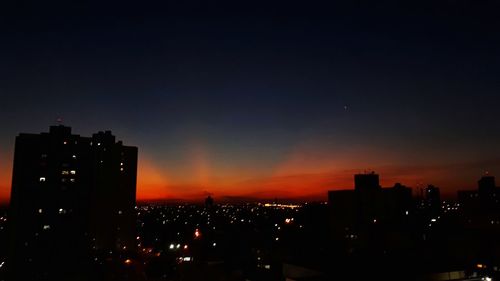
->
[[2, 3, 500, 281]]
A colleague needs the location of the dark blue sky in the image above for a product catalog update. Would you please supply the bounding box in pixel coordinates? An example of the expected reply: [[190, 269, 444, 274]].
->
[[1, 0, 499, 201]]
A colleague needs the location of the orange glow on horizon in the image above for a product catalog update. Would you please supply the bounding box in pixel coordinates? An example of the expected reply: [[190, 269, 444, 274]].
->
[[0, 152, 12, 204], [136, 155, 171, 200], [0, 141, 497, 204]]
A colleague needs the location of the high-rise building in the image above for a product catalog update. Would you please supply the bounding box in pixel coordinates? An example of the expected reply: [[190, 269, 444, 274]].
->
[[354, 172, 380, 192], [328, 173, 413, 252], [8, 125, 138, 280], [458, 175, 500, 227], [478, 175, 496, 194], [424, 185, 441, 216]]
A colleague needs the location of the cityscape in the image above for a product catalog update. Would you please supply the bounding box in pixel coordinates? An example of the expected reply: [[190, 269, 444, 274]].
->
[[1, 1, 500, 280], [0, 125, 500, 280]]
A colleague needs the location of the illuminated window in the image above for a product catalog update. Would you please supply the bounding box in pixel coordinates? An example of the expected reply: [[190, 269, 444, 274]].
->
[[120, 167, 124, 171], [70, 178, 75, 183], [70, 170, 76, 175], [38, 209, 43, 214], [43, 225, 50, 230], [72, 155, 77, 159], [39, 177, 46, 182], [61, 170, 69, 175]]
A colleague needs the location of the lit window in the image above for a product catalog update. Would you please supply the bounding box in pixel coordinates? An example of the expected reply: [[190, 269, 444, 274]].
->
[[39, 177, 46, 182], [97, 143, 101, 146], [61, 170, 69, 175], [70, 178, 75, 183], [120, 167, 124, 171], [118, 210, 123, 215], [59, 208, 66, 214], [120, 162, 124, 166], [70, 170, 76, 175], [38, 209, 43, 214], [63, 141, 67, 145], [72, 155, 77, 159], [43, 225, 50, 230]]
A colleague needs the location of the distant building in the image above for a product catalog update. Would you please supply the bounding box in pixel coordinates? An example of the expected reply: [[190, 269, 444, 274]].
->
[[423, 185, 441, 217], [8, 125, 138, 280], [205, 195, 214, 208], [354, 172, 380, 192], [478, 175, 496, 194], [458, 175, 500, 226], [328, 173, 413, 252]]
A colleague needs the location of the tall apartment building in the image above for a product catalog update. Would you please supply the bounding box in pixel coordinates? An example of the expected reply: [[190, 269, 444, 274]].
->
[[8, 125, 137, 280]]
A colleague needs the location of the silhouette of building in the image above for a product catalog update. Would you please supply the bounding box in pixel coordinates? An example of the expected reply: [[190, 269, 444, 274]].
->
[[205, 195, 214, 208], [354, 172, 380, 192], [8, 125, 138, 280], [478, 175, 496, 194], [458, 174, 500, 227], [328, 173, 413, 253], [423, 185, 441, 217]]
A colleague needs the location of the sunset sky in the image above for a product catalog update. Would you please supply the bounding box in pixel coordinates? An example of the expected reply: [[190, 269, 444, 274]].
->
[[1, 1, 500, 203]]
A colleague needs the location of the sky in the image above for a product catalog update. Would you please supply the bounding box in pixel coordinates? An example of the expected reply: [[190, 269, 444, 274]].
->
[[1, 0, 500, 203]]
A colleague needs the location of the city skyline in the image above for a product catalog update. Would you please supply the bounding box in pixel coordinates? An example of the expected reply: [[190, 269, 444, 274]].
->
[[1, 124, 498, 203], [1, 1, 500, 203]]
